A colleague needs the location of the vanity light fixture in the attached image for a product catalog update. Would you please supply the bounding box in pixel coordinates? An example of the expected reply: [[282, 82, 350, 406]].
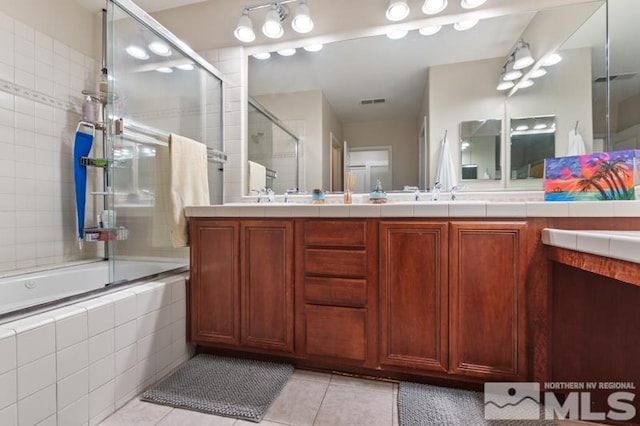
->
[[148, 40, 172, 57], [503, 56, 523, 81], [387, 30, 409, 39], [126, 44, 149, 60], [234, 1, 315, 43], [519, 79, 534, 88], [156, 67, 173, 73], [534, 123, 548, 130], [422, 0, 448, 15], [453, 19, 478, 31], [277, 48, 297, 56], [543, 53, 562, 66], [460, 0, 487, 8], [419, 25, 442, 36], [303, 44, 323, 52], [253, 52, 271, 59], [386, 0, 411, 21], [513, 39, 534, 69], [530, 67, 547, 78], [516, 124, 529, 131], [497, 67, 514, 90]]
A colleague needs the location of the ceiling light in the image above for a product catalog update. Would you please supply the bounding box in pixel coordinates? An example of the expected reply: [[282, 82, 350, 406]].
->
[[503, 57, 522, 81], [125, 45, 148, 60], [156, 67, 173, 73], [419, 25, 442, 36], [422, 0, 448, 15], [386, 0, 410, 21], [263, 5, 285, 39], [303, 44, 323, 52], [543, 53, 562, 66], [519, 79, 534, 88], [453, 19, 478, 31], [277, 48, 296, 56], [497, 67, 514, 90], [513, 40, 534, 69], [148, 41, 172, 57], [516, 125, 529, 131], [460, 0, 487, 8], [253, 52, 271, 60], [292, 0, 314, 33], [387, 30, 409, 40], [530, 68, 547, 78], [234, 10, 256, 42], [534, 123, 547, 130], [177, 63, 194, 70]]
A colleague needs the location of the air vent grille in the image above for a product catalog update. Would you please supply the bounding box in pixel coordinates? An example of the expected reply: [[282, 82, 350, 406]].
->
[[594, 72, 637, 83], [360, 98, 386, 105]]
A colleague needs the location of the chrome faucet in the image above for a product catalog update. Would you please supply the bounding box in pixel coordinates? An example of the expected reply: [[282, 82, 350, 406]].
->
[[266, 188, 275, 203], [431, 182, 442, 201], [414, 187, 421, 201], [284, 188, 299, 203], [252, 187, 275, 203], [450, 185, 461, 201]]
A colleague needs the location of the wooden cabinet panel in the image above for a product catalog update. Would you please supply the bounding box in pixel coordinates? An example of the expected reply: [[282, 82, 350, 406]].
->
[[304, 276, 367, 307], [449, 221, 527, 380], [305, 305, 366, 361], [305, 249, 367, 277], [241, 221, 294, 353], [304, 220, 367, 247], [379, 222, 448, 372], [189, 220, 240, 345]]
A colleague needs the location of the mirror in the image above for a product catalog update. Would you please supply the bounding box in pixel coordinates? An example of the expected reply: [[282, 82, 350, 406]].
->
[[247, 0, 619, 194], [459, 119, 502, 181], [509, 116, 556, 180]]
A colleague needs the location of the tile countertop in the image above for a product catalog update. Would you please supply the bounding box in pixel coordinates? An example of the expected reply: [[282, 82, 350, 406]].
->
[[185, 200, 640, 219], [542, 229, 640, 264]]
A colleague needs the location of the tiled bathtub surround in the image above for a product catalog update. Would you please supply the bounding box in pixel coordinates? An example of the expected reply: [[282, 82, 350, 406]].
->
[[0, 11, 102, 274], [0, 273, 192, 426]]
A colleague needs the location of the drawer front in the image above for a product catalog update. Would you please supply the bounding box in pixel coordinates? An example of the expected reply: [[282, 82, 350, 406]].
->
[[304, 220, 366, 247], [304, 276, 367, 307], [305, 305, 366, 361], [305, 249, 367, 277]]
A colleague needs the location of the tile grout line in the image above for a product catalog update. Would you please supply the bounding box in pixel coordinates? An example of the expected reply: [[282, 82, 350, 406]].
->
[[153, 406, 174, 425], [310, 374, 334, 426]]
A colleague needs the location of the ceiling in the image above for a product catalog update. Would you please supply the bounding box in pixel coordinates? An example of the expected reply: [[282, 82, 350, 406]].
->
[[72, 0, 207, 13]]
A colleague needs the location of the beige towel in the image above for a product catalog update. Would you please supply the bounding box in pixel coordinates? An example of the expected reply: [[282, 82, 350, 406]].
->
[[170, 134, 210, 247], [248, 160, 267, 192]]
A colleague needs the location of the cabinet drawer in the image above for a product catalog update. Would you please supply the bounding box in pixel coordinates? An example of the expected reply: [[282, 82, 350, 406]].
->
[[305, 305, 366, 361], [304, 276, 367, 307], [305, 220, 366, 247], [305, 249, 367, 277]]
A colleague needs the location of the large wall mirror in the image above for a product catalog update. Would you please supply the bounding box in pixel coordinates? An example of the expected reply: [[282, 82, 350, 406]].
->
[[510, 116, 556, 180], [246, 0, 637, 194], [459, 119, 501, 181]]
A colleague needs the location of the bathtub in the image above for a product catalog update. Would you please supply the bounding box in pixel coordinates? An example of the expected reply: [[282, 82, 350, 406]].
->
[[0, 259, 187, 319]]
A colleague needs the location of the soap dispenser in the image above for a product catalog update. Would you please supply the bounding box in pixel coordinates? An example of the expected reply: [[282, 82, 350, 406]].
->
[[369, 179, 388, 204]]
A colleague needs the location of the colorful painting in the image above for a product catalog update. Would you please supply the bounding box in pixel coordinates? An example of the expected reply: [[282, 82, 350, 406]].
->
[[544, 150, 639, 201]]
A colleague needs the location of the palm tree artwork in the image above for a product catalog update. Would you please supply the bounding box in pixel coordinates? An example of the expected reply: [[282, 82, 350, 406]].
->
[[544, 150, 638, 201]]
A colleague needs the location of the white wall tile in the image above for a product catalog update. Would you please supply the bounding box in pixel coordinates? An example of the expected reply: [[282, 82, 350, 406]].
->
[[53, 306, 87, 350], [80, 297, 114, 337], [9, 317, 55, 367], [89, 353, 114, 391], [114, 366, 136, 407], [88, 329, 114, 364], [0, 328, 16, 375], [17, 384, 55, 426], [17, 353, 55, 400], [57, 340, 88, 380], [57, 368, 88, 411], [57, 394, 88, 426], [0, 369, 17, 410], [115, 344, 136, 376], [135, 285, 156, 316], [88, 380, 113, 422], [112, 291, 136, 326], [0, 404, 17, 426], [114, 320, 136, 352]]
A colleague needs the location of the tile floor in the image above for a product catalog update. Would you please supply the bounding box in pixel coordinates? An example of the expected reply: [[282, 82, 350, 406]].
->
[[100, 369, 398, 426]]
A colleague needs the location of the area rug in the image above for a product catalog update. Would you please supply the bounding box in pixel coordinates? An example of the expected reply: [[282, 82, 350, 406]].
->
[[398, 382, 555, 426], [141, 354, 293, 422]]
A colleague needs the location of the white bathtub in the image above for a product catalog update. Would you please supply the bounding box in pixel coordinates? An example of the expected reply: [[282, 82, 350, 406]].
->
[[0, 260, 187, 317]]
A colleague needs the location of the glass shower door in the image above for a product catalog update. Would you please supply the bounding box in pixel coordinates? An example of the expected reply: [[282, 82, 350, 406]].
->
[[106, 0, 224, 284]]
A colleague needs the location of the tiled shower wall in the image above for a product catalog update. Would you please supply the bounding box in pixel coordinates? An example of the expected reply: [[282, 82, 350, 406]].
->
[[0, 274, 192, 426], [0, 12, 103, 274]]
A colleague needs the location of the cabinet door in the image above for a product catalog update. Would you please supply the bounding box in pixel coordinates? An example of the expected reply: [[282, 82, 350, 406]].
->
[[449, 221, 527, 380], [189, 220, 240, 345], [241, 221, 294, 353], [379, 222, 448, 372]]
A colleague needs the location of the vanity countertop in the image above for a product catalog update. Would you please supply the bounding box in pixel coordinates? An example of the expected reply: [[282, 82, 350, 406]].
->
[[542, 228, 640, 264], [185, 200, 640, 219]]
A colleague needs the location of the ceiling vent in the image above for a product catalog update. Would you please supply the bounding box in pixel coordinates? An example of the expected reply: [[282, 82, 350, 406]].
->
[[360, 98, 386, 105], [594, 72, 637, 83]]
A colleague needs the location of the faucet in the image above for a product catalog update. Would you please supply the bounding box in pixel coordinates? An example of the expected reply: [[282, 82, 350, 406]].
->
[[414, 187, 421, 201], [431, 182, 442, 201], [265, 188, 275, 203], [284, 188, 299, 203], [251, 187, 274, 203], [450, 185, 460, 201]]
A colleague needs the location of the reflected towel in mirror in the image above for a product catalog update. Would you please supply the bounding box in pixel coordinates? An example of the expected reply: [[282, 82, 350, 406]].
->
[[567, 129, 587, 156], [435, 136, 458, 191], [248, 160, 267, 192]]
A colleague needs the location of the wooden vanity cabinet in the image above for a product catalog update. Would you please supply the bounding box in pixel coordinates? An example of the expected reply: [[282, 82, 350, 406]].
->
[[448, 221, 528, 381], [189, 219, 294, 354]]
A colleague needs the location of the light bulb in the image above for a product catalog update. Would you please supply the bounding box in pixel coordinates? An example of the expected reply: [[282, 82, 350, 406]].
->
[[387, 30, 409, 40], [292, 1, 314, 33], [156, 67, 173, 73], [519, 79, 534, 88], [386, 0, 410, 21], [304, 44, 323, 52], [419, 25, 442, 36], [234, 12, 256, 43], [177, 64, 194, 71], [253, 52, 271, 60], [530, 68, 547, 78], [263, 7, 284, 39], [422, 0, 448, 15], [460, 0, 487, 9], [277, 48, 296, 56], [543, 53, 562, 66], [513, 42, 534, 69], [148, 41, 171, 57], [453, 19, 478, 31], [497, 80, 514, 91], [125, 45, 148, 60]]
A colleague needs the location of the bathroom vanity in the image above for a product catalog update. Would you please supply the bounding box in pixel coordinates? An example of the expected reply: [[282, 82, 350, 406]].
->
[[186, 202, 640, 388]]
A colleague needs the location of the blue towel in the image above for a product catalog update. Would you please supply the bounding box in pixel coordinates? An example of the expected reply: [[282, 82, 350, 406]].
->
[[73, 130, 94, 244]]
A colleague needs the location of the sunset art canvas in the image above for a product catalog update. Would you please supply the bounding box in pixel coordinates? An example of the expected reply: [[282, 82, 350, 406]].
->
[[544, 150, 639, 201]]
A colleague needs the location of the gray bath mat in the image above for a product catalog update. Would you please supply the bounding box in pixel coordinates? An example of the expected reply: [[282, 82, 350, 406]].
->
[[398, 382, 555, 426], [141, 354, 293, 422]]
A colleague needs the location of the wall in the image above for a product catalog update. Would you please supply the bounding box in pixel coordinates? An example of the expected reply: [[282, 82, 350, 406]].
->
[[343, 119, 418, 189], [0, 274, 191, 425], [322, 94, 343, 191], [0, 9, 103, 274], [617, 92, 640, 133]]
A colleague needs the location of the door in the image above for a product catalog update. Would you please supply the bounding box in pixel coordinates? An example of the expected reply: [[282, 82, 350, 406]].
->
[[241, 220, 294, 353], [189, 219, 240, 345], [449, 221, 527, 380], [380, 222, 449, 372]]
